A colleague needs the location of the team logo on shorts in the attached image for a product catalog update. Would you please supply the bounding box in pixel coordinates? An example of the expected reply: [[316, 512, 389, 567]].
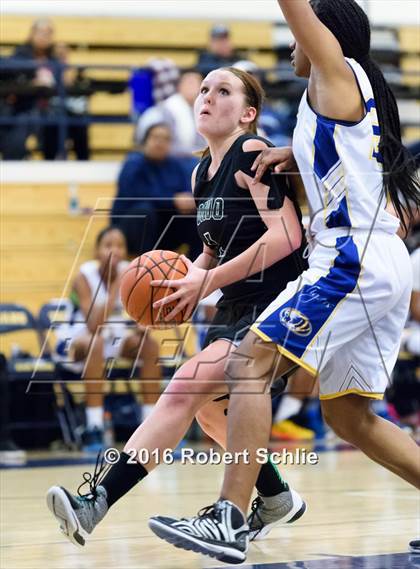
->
[[279, 308, 312, 336]]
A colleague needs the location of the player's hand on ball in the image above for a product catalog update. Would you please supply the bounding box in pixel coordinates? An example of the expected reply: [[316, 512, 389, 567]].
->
[[151, 256, 212, 321], [251, 146, 297, 184]]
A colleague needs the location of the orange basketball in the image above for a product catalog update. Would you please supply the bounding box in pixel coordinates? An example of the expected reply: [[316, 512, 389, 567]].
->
[[120, 250, 188, 327]]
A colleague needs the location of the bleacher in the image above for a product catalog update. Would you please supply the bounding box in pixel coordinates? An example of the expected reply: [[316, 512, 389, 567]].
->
[[1, 14, 418, 159], [0, 15, 276, 159]]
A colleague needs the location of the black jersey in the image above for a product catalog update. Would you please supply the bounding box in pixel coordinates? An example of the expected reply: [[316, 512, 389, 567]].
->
[[194, 133, 307, 302]]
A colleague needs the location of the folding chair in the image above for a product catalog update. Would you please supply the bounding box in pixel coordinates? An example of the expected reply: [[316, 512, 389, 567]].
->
[[0, 303, 59, 447]]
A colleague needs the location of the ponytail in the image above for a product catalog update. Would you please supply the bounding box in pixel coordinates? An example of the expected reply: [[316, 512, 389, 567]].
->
[[311, 0, 419, 233]]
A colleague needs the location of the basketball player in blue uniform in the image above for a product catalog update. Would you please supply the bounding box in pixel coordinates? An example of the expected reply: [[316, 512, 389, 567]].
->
[[46, 67, 309, 545], [149, 0, 420, 563]]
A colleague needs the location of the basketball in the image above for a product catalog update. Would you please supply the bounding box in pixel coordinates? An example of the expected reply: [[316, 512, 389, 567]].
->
[[120, 250, 188, 327]]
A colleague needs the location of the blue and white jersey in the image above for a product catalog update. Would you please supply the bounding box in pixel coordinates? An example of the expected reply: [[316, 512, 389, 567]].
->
[[293, 58, 400, 240]]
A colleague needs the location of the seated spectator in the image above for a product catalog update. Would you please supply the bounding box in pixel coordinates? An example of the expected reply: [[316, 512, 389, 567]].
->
[[1, 18, 60, 160], [111, 123, 201, 259], [136, 68, 205, 158], [52, 42, 90, 160], [54, 226, 162, 451], [197, 24, 241, 76]]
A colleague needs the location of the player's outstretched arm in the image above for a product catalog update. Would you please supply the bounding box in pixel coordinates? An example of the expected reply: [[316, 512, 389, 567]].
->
[[277, 1, 365, 122]]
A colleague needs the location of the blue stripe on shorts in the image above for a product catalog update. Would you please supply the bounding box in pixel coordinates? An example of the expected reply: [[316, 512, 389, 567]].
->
[[256, 236, 361, 358]]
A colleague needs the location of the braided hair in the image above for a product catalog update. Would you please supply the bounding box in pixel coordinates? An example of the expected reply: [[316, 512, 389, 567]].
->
[[311, 0, 419, 233]]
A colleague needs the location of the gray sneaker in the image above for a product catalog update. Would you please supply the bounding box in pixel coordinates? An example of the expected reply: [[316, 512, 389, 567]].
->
[[248, 488, 306, 541], [46, 454, 110, 546], [47, 485, 108, 546]]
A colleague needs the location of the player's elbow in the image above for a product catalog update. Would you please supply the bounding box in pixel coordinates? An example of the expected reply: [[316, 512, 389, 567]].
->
[[288, 226, 303, 253]]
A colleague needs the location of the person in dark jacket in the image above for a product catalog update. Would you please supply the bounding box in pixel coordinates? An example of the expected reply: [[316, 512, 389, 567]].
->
[[197, 24, 241, 76], [111, 122, 201, 258], [1, 18, 60, 160]]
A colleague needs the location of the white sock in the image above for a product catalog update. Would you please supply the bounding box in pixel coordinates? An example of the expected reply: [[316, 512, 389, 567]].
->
[[142, 403, 155, 420], [273, 395, 302, 423], [86, 406, 104, 429]]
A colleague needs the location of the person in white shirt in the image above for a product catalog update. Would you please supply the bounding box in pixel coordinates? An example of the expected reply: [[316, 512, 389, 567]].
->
[[136, 69, 205, 158], [55, 226, 161, 450]]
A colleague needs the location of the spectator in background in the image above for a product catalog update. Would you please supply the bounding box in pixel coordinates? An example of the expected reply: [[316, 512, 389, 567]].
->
[[111, 123, 201, 259], [147, 58, 180, 105], [1, 18, 59, 160], [197, 24, 240, 76], [52, 42, 90, 160], [136, 69, 205, 160], [54, 226, 162, 452]]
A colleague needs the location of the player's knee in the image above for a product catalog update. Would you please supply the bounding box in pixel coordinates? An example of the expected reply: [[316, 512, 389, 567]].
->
[[163, 375, 206, 413], [73, 334, 103, 360], [322, 399, 371, 443], [321, 402, 350, 437], [322, 411, 350, 440], [125, 333, 159, 359], [158, 388, 195, 414], [121, 334, 139, 358]]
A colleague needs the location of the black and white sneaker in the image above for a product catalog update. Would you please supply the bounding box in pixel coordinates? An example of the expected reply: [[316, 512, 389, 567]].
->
[[410, 539, 420, 554], [248, 487, 306, 541], [149, 499, 249, 564], [46, 453, 110, 546]]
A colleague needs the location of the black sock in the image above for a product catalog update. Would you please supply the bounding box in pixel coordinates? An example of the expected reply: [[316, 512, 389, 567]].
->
[[255, 457, 289, 497], [100, 452, 148, 507]]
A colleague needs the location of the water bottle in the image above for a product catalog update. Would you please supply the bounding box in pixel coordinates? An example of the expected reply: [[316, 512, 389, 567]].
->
[[68, 183, 80, 216]]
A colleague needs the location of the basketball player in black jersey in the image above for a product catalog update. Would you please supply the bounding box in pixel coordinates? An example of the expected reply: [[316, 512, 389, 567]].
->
[[46, 67, 307, 548]]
